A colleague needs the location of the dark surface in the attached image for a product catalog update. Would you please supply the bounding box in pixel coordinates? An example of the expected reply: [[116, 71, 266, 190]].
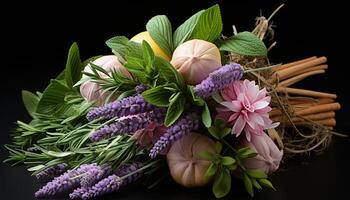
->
[[1, 0, 349, 199]]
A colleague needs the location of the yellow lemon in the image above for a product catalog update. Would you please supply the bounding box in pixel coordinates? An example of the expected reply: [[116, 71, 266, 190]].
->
[[131, 31, 171, 61]]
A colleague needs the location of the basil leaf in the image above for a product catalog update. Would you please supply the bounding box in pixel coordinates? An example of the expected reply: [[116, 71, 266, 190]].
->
[[65, 42, 82, 88], [164, 93, 185, 126], [142, 85, 174, 107], [22, 90, 39, 118], [146, 15, 173, 56], [220, 31, 267, 57]]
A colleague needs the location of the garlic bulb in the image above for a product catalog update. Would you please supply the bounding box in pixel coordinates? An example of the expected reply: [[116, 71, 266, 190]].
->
[[166, 132, 216, 188], [80, 55, 132, 105], [170, 39, 222, 85]]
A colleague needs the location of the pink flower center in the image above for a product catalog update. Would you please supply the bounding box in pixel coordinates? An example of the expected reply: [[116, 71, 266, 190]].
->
[[242, 95, 255, 113]]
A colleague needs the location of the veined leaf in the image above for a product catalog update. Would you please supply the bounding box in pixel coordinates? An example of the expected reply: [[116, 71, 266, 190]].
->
[[173, 10, 204, 47], [202, 103, 212, 128], [146, 15, 173, 56], [191, 4, 223, 42], [36, 79, 71, 115], [142, 85, 174, 107], [22, 90, 39, 118], [164, 93, 185, 126], [65, 42, 82, 88], [220, 31, 267, 57]]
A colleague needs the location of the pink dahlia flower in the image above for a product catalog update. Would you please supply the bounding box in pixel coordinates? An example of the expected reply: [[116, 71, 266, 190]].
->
[[216, 79, 278, 141]]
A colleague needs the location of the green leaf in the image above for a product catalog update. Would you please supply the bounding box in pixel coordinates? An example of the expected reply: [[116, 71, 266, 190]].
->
[[46, 151, 74, 158], [36, 80, 71, 115], [164, 93, 185, 126], [191, 4, 223, 42], [205, 163, 218, 177], [173, 10, 204, 47], [238, 147, 258, 159], [212, 168, 231, 198], [142, 85, 174, 107], [252, 178, 262, 190], [221, 156, 236, 166], [198, 150, 215, 160], [146, 15, 173, 56], [202, 103, 212, 128], [65, 42, 82, 88], [142, 40, 155, 73], [214, 118, 225, 127], [155, 56, 185, 87], [105, 36, 130, 58], [246, 169, 268, 179], [258, 179, 276, 190], [220, 31, 267, 57], [243, 173, 254, 197], [22, 90, 39, 118], [27, 164, 45, 172], [214, 142, 222, 153], [208, 126, 220, 139]]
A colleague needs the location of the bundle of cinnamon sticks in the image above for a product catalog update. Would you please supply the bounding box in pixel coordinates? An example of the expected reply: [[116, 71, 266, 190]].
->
[[268, 56, 340, 130]]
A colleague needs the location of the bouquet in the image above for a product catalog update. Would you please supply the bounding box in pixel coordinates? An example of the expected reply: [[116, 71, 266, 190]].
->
[[5, 4, 345, 199]]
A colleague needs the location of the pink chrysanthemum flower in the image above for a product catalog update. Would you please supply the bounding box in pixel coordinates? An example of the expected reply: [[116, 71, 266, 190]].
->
[[216, 79, 279, 141]]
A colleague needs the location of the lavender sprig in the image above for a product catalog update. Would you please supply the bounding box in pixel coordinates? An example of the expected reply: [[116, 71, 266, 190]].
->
[[89, 108, 166, 142], [35, 163, 99, 198], [36, 163, 68, 181], [70, 162, 143, 200], [135, 84, 150, 94], [149, 112, 199, 158], [87, 94, 154, 121], [193, 63, 243, 99]]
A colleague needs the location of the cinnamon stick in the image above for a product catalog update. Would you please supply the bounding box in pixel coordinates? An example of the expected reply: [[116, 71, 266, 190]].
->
[[278, 69, 325, 87], [275, 87, 337, 99], [295, 103, 340, 116], [272, 56, 327, 81], [272, 56, 317, 72]]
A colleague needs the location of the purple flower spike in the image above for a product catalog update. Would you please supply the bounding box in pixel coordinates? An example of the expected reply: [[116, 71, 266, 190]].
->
[[86, 94, 154, 121], [149, 112, 199, 158], [89, 108, 166, 142], [36, 163, 68, 181], [193, 63, 243, 99], [135, 84, 150, 94], [35, 163, 99, 198], [70, 162, 143, 199]]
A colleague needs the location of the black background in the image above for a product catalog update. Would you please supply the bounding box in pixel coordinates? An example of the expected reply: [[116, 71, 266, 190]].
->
[[1, 0, 349, 199]]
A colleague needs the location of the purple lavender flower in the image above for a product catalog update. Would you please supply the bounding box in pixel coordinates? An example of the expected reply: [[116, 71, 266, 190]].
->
[[135, 84, 150, 94], [89, 108, 166, 142], [86, 94, 154, 121], [193, 63, 243, 99], [35, 163, 100, 198], [36, 163, 68, 181], [80, 164, 112, 188], [149, 112, 199, 158], [70, 162, 143, 199]]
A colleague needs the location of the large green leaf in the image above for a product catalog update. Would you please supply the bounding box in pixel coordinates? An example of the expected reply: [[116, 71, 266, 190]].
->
[[220, 31, 267, 57], [146, 15, 173, 56], [36, 80, 71, 115], [173, 10, 204, 47], [191, 4, 223, 42], [21, 90, 39, 118], [65, 43, 82, 88]]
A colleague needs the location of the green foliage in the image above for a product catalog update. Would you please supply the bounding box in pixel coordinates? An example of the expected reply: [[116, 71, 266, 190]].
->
[[243, 170, 275, 197], [22, 90, 39, 118], [173, 4, 222, 47], [146, 15, 173, 56], [201, 103, 212, 128], [213, 168, 231, 198], [220, 31, 268, 56], [64, 43, 83, 88], [105, 36, 142, 61], [164, 92, 185, 126], [208, 119, 231, 139]]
